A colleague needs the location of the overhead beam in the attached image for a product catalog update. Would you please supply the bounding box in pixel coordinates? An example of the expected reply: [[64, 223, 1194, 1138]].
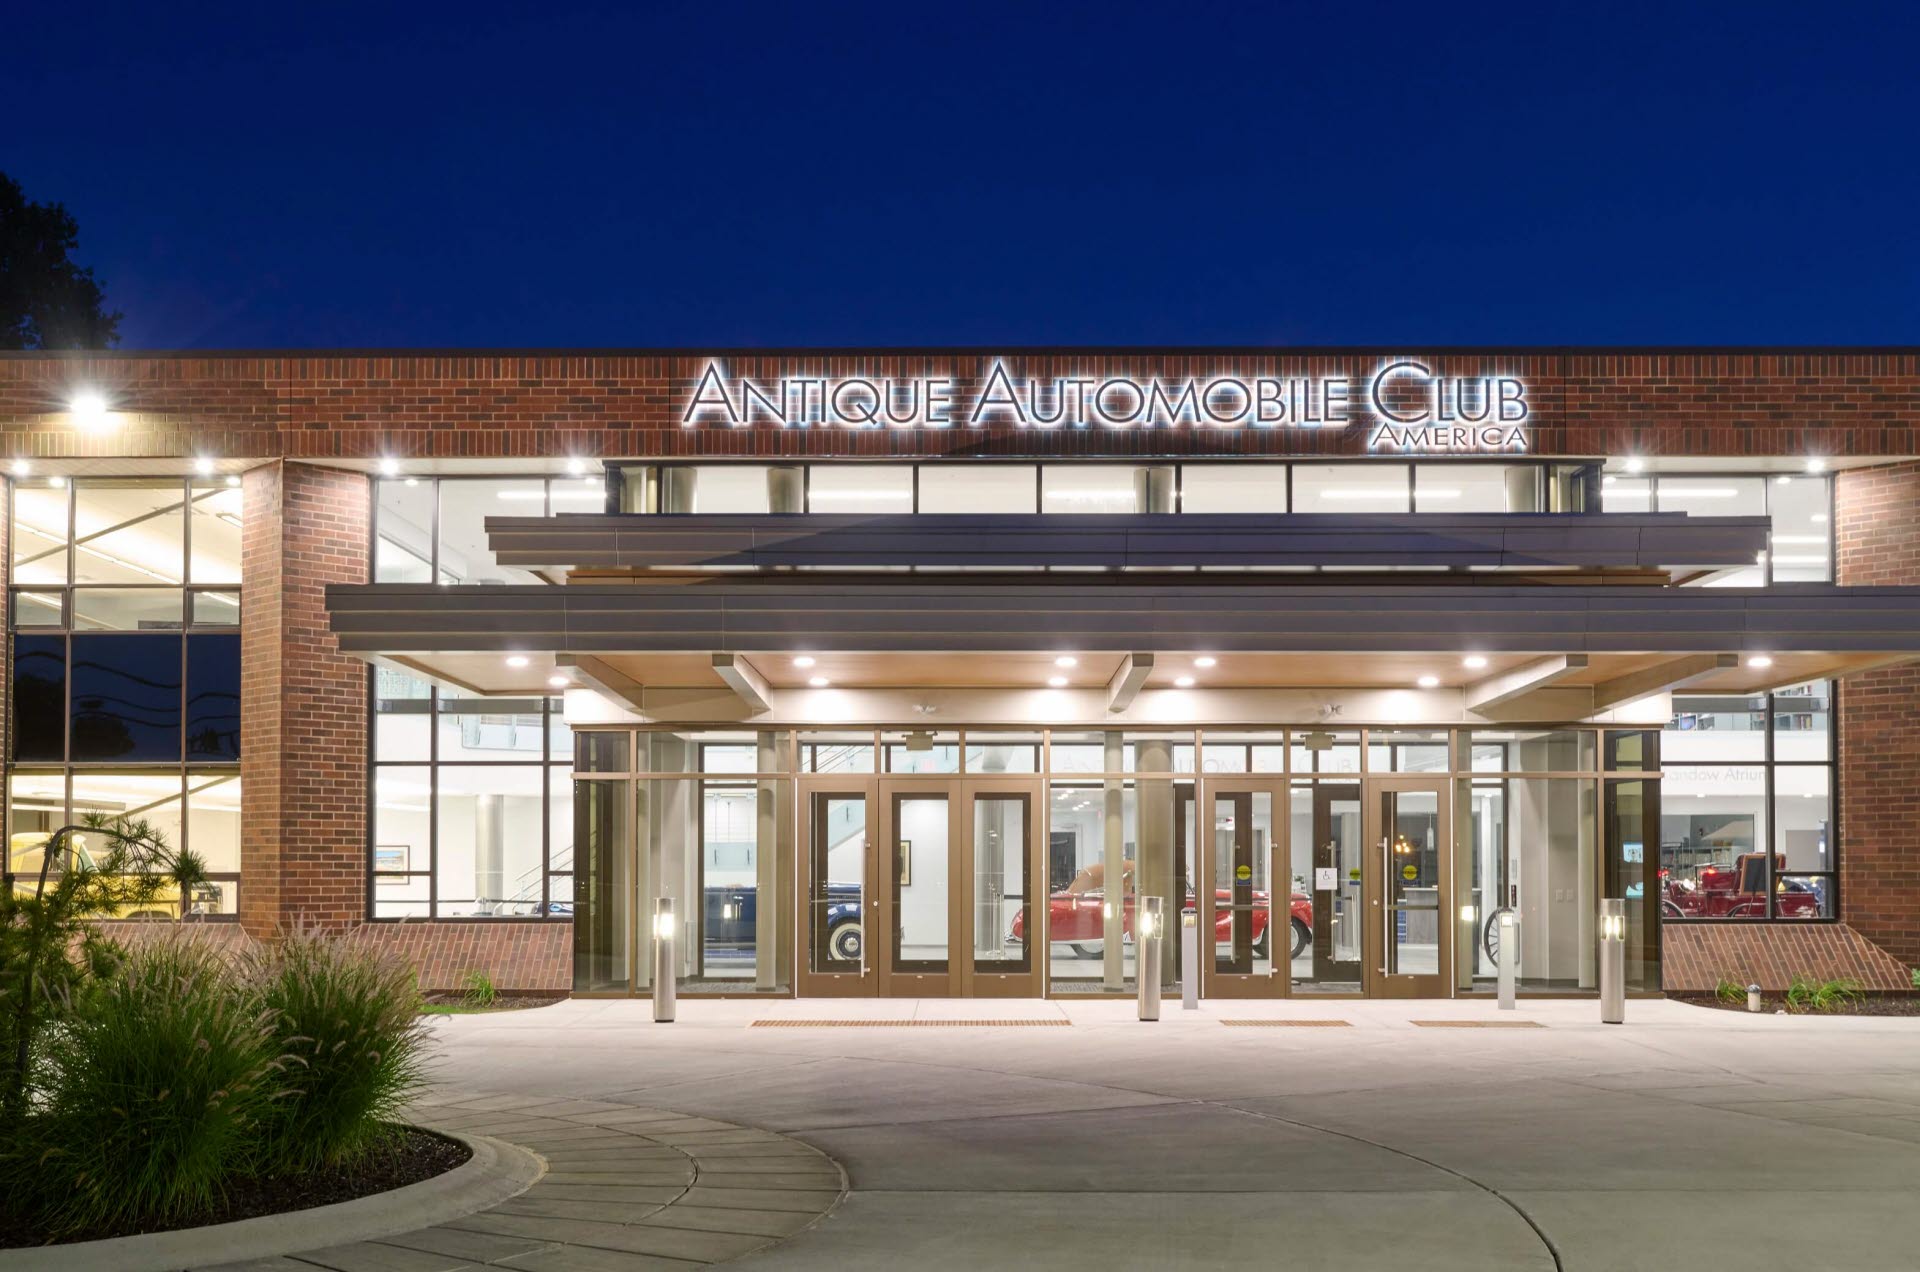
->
[[1591, 654, 1738, 711], [711, 653, 771, 714], [1465, 655, 1590, 712], [557, 653, 646, 709], [1107, 652, 1155, 714]]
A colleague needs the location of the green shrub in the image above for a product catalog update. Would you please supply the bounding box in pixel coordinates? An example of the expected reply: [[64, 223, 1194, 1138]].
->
[[461, 969, 498, 1009], [253, 929, 429, 1174], [8, 933, 281, 1237], [1785, 974, 1863, 1013], [1714, 977, 1746, 1005]]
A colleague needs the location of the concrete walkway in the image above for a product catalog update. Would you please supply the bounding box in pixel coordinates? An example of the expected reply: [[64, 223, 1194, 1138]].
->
[[258, 996, 1920, 1270]]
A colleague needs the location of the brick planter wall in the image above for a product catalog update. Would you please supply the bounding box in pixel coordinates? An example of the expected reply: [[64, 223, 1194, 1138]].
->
[[1663, 923, 1912, 993]]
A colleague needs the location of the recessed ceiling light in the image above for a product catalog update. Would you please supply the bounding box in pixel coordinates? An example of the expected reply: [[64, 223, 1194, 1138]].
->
[[547, 674, 570, 688], [1746, 655, 1774, 669], [1623, 457, 1645, 474], [8, 459, 26, 478], [793, 655, 816, 668], [1194, 656, 1217, 668], [1174, 675, 1196, 688], [1602, 474, 1617, 486], [47, 475, 66, 488], [1462, 655, 1489, 670], [379, 457, 400, 477], [225, 474, 241, 488], [1047, 675, 1069, 688], [1776, 475, 1793, 485], [808, 676, 830, 688], [1417, 674, 1441, 688], [505, 655, 530, 668], [1054, 655, 1078, 668], [194, 457, 215, 477]]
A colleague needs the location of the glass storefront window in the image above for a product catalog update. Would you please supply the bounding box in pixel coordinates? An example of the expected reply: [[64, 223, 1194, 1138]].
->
[[1292, 464, 1410, 513], [917, 465, 1036, 514], [575, 731, 630, 773], [437, 479, 547, 586], [1457, 777, 1596, 992], [187, 481, 243, 585], [965, 734, 1041, 773], [1773, 682, 1830, 761], [808, 465, 913, 513], [11, 481, 72, 584], [572, 777, 630, 990], [1180, 465, 1285, 513], [1774, 766, 1832, 872], [1290, 729, 1361, 775], [1600, 476, 1652, 513], [1415, 464, 1538, 513], [434, 764, 549, 917], [800, 732, 874, 773], [375, 480, 434, 582], [1468, 729, 1596, 773], [1665, 694, 1767, 763], [1041, 465, 1161, 514], [1199, 734, 1286, 773], [72, 482, 185, 586], [1367, 731, 1449, 773], [884, 730, 960, 774], [1768, 475, 1832, 582], [1658, 476, 1767, 519]]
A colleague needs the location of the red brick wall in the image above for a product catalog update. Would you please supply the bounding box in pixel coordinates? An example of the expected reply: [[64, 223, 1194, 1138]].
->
[[1835, 460, 1920, 970], [1663, 923, 1912, 992], [241, 461, 369, 932], [353, 921, 573, 994], [3, 349, 1916, 461]]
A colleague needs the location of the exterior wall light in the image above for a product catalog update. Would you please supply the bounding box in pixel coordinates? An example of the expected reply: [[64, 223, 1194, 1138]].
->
[[1623, 456, 1645, 474], [69, 391, 114, 432], [379, 457, 401, 477], [1136, 895, 1164, 1022], [225, 475, 241, 489], [1599, 898, 1626, 1024], [652, 897, 677, 1023], [1806, 457, 1827, 474], [194, 457, 215, 477], [566, 457, 588, 476], [1174, 675, 1196, 688], [1047, 675, 1068, 688], [8, 459, 26, 478]]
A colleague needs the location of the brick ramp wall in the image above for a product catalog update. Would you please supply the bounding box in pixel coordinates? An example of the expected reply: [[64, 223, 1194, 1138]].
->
[[97, 919, 572, 995], [1663, 923, 1913, 993]]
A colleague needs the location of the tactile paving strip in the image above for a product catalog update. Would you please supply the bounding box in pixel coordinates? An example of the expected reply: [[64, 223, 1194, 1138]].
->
[[750, 1019, 1072, 1028], [1410, 1019, 1546, 1028], [1220, 1019, 1353, 1027]]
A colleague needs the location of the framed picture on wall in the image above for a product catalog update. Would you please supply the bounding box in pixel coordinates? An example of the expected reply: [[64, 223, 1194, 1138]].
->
[[898, 839, 911, 887], [373, 844, 409, 884]]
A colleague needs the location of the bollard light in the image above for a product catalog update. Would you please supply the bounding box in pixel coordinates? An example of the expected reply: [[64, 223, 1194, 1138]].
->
[[1180, 909, 1200, 1011], [1136, 896, 1165, 1022], [1598, 898, 1626, 1025], [1496, 909, 1518, 1011], [1747, 983, 1763, 1013], [652, 896, 677, 1023]]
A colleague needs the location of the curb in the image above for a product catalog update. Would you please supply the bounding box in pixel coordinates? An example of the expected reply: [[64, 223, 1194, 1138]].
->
[[0, 1130, 544, 1272]]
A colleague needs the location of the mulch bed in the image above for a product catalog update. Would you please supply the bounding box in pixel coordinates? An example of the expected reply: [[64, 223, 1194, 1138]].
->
[[1673, 993, 1920, 1017], [0, 1126, 470, 1249]]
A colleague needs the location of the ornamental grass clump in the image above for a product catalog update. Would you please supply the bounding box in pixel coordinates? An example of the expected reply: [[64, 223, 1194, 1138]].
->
[[11, 934, 282, 1237], [253, 928, 429, 1174]]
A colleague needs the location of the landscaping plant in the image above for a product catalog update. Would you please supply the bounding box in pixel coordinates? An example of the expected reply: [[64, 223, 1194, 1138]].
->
[[253, 927, 430, 1173], [462, 968, 498, 1008], [0, 814, 207, 1121], [1785, 974, 1864, 1013], [1714, 977, 1746, 1006], [7, 934, 281, 1237]]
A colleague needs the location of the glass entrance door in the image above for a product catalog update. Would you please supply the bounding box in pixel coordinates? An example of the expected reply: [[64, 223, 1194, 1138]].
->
[[1295, 782, 1363, 993], [1366, 777, 1451, 998], [800, 776, 1040, 997], [1200, 780, 1285, 998]]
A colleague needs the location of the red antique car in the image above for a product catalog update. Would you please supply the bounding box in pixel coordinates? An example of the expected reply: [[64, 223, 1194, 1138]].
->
[[1012, 881, 1314, 960], [1661, 852, 1820, 919]]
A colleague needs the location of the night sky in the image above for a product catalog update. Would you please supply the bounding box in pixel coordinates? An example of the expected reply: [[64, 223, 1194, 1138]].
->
[[7, 1, 1916, 350]]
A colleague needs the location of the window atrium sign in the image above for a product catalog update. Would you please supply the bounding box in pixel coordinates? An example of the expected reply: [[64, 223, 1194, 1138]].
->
[[682, 358, 1531, 452]]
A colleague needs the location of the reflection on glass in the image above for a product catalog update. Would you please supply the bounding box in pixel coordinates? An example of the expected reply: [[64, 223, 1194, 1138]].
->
[[375, 480, 434, 583], [437, 480, 546, 586], [893, 795, 949, 970], [1660, 764, 1766, 917], [434, 765, 547, 917], [69, 634, 182, 762], [1768, 475, 1831, 582], [1385, 789, 1441, 976], [1181, 465, 1286, 513], [73, 482, 185, 586], [811, 794, 866, 972], [572, 778, 630, 990], [973, 795, 1028, 970], [1293, 782, 1362, 992], [188, 483, 242, 584], [1211, 791, 1272, 976], [1460, 777, 1596, 992]]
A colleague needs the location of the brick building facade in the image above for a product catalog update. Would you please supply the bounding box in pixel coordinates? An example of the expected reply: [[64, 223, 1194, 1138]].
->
[[2, 348, 1916, 997]]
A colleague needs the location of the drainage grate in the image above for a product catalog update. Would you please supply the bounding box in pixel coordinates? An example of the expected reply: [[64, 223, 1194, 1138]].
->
[[1410, 1020, 1546, 1029], [1221, 1019, 1352, 1028], [750, 1019, 1071, 1028]]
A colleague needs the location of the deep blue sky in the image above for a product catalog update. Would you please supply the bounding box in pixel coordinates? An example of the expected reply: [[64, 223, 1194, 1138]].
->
[[6, 1, 1917, 349]]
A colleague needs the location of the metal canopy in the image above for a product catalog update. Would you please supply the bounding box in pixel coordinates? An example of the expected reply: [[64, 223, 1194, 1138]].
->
[[482, 512, 1769, 573], [327, 579, 1920, 658]]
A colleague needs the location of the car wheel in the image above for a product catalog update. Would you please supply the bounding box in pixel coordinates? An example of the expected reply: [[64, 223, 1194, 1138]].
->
[[1070, 941, 1103, 958], [1482, 908, 1517, 965], [1252, 929, 1270, 960], [1660, 900, 1685, 920], [829, 921, 862, 962], [1289, 918, 1311, 960]]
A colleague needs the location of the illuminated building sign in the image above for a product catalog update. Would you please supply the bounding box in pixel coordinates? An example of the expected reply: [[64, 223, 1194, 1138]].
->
[[682, 358, 1530, 452]]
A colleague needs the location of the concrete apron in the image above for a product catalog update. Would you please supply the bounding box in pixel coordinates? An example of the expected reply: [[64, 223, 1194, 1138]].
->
[[2, 1131, 542, 1272]]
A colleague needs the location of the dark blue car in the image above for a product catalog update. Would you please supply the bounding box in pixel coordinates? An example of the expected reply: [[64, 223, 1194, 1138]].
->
[[705, 881, 864, 960]]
